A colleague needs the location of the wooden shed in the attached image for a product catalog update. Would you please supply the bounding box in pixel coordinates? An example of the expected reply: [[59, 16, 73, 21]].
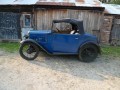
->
[[0, 0, 105, 41], [101, 4, 120, 45]]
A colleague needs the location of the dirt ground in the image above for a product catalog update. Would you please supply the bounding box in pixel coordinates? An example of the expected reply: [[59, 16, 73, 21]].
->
[[0, 50, 120, 90]]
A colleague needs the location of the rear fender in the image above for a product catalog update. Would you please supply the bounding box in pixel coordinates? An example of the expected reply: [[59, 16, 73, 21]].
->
[[79, 41, 101, 54], [20, 39, 51, 54]]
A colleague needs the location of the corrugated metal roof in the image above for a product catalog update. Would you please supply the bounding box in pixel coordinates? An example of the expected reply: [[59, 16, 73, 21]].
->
[[0, 0, 102, 7], [36, 0, 102, 7], [102, 4, 120, 15], [0, 0, 38, 5], [0, 0, 15, 5]]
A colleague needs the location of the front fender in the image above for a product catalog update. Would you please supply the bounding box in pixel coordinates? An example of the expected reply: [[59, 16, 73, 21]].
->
[[20, 39, 39, 45], [20, 39, 51, 54]]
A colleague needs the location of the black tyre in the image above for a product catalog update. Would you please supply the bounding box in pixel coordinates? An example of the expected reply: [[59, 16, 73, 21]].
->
[[19, 42, 39, 60], [78, 44, 98, 62]]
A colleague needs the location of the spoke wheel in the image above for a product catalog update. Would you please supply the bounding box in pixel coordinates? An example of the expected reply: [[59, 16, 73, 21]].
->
[[78, 44, 98, 62], [19, 43, 39, 60]]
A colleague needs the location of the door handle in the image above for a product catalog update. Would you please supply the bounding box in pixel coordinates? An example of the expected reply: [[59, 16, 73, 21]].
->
[[75, 38, 78, 39]]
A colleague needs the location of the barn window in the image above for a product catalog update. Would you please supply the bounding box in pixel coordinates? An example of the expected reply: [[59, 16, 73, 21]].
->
[[23, 14, 31, 27]]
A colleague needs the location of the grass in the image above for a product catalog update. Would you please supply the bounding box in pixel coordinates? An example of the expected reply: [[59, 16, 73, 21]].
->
[[0, 42, 20, 53], [0, 42, 120, 57], [101, 45, 120, 57]]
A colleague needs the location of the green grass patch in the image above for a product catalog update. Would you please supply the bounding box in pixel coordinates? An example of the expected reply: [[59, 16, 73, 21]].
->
[[101, 45, 120, 57], [0, 42, 20, 53]]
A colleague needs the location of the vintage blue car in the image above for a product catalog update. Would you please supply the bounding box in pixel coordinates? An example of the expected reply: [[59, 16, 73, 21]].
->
[[19, 19, 100, 62]]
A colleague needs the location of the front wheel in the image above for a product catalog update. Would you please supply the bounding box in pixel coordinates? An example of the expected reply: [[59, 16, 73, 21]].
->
[[78, 44, 98, 62], [19, 42, 39, 60]]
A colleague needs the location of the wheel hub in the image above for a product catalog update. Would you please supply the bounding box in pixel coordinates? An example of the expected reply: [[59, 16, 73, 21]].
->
[[27, 48, 33, 54]]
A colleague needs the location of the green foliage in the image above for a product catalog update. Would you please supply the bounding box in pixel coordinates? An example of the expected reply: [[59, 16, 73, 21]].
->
[[0, 42, 20, 53], [99, 0, 120, 4], [109, 0, 120, 4], [100, 0, 120, 4]]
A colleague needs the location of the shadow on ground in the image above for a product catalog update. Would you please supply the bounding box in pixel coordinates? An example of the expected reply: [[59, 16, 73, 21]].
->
[[30, 52, 120, 81]]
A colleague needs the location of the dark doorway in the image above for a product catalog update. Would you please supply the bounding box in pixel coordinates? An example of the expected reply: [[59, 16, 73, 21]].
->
[[110, 18, 120, 45], [0, 12, 21, 40]]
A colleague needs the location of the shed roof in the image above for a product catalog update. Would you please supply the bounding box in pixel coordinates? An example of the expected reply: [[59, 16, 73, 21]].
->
[[102, 4, 120, 15], [0, 0, 102, 7], [0, 0, 38, 5], [36, 0, 102, 7]]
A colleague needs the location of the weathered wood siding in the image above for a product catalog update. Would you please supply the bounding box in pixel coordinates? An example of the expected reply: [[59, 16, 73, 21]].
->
[[35, 9, 103, 34], [110, 18, 120, 46], [0, 12, 21, 40]]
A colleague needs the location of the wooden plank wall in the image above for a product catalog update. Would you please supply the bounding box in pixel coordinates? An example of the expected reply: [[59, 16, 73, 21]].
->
[[35, 9, 103, 34]]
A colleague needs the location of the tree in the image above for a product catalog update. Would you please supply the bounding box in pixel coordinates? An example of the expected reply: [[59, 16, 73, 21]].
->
[[99, 0, 111, 3], [110, 0, 120, 4], [100, 0, 120, 4]]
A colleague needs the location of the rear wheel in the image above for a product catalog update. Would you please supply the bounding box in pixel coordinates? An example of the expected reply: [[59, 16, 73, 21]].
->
[[19, 42, 39, 60], [78, 44, 98, 62]]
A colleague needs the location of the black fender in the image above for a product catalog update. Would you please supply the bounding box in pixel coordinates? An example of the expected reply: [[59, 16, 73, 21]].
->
[[20, 39, 51, 54], [79, 41, 101, 54], [20, 39, 39, 47]]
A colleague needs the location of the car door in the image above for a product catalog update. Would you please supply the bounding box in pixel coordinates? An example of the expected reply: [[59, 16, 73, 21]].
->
[[52, 33, 80, 53]]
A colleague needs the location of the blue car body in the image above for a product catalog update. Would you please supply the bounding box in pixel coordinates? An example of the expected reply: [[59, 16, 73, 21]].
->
[[20, 19, 100, 61], [22, 29, 99, 55]]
